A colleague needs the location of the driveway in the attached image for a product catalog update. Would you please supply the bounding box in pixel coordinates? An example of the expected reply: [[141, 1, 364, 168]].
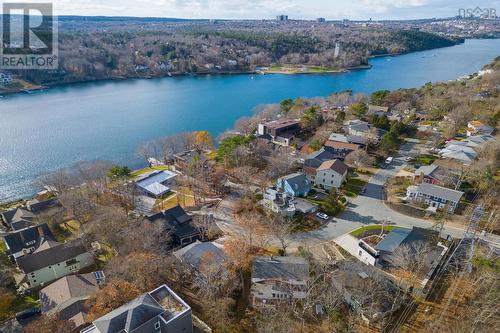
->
[[294, 140, 499, 247]]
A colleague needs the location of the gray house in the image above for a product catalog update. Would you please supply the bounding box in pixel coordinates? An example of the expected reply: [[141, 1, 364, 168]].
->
[[406, 183, 464, 213], [332, 260, 401, 325], [40, 271, 104, 327], [16, 242, 94, 290], [80, 284, 193, 333], [2, 223, 54, 260], [251, 256, 309, 306]]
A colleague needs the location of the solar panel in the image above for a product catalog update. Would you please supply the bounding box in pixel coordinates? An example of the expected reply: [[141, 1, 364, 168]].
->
[[93, 270, 106, 283]]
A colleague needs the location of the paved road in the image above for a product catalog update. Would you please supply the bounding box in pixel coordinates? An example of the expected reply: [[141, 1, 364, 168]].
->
[[293, 140, 488, 247], [213, 140, 500, 249]]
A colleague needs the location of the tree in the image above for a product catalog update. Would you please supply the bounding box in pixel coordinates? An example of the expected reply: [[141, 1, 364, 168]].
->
[[22, 314, 75, 333], [320, 190, 344, 216], [280, 98, 294, 114], [370, 89, 390, 105], [378, 130, 400, 153], [193, 131, 214, 151], [300, 105, 322, 130], [348, 102, 368, 118], [345, 149, 374, 169], [87, 279, 142, 320], [268, 215, 292, 255], [107, 165, 131, 178]]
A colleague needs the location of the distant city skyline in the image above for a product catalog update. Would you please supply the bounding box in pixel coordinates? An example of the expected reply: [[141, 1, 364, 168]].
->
[[7, 0, 500, 20]]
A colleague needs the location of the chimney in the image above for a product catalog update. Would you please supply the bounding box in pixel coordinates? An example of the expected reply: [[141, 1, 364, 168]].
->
[[38, 225, 45, 237]]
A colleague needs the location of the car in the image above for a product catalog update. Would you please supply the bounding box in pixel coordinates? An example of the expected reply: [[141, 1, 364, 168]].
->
[[316, 212, 330, 220], [15, 308, 41, 322], [405, 156, 413, 162], [360, 187, 366, 195], [385, 157, 393, 164]]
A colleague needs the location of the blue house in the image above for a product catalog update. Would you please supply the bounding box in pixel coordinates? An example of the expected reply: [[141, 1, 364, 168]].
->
[[277, 173, 311, 198]]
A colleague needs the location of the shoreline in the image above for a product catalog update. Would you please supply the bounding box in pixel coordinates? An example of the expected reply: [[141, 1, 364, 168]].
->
[[0, 39, 468, 97]]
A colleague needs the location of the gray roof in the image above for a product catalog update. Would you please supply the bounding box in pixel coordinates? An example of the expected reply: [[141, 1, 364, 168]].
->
[[375, 228, 412, 253], [252, 256, 309, 281], [136, 170, 177, 196], [280, 173, 310, 194], [414, 164, 438, 177], [40, 272, 101, 313], [93, 293, 164, 333], [173, 240, 226, 268], [375, 227, 437, 254], [3, 223, 54, 255], [17, 242, 90, 273], [416, 183, 464, 203]]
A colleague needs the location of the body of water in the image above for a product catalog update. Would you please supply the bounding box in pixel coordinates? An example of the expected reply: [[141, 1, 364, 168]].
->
[[1, 38, 499, 202]]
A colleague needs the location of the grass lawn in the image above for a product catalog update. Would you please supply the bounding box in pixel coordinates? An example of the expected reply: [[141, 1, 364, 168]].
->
[[95, 242, 115, 266], [54, 219, 81, 242], [1, 293, 40, 321], [350, 225, 404, 238], [290, 215, 323, 233], [130, 165, 171, 179], [342, 178, 367, 197], [153, 193, 179, 212], [266, 65, 340, 74], [411, 154, 439, 166]]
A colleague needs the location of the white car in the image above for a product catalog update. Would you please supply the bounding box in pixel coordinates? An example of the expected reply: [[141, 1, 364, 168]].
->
[[385, 157, 393, 164], [316, 212, 330, 220], [405, 156, 413, 162]]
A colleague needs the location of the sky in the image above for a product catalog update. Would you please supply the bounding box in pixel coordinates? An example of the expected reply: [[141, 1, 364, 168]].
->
[[16, 0, 500, 20]]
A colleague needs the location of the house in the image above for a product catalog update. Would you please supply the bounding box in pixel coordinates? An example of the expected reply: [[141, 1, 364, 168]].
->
[[80, 284, 193, 333], [314, 159, 348, 190], [439, 144, 477, 164], [277, 173, 311, 198], [367, 105, 389, 117], [39, 271, 104, 327], [344, 119, 386, 142], [413, 164, 447, 185], [173, 240, 227, 270], [303, 148, 338, 182], [406, 183, 464, 213], [447, 135, 495, 148], [263, 188, 296, 217], [135, 170, 177, 198], [329, 132, 368, 147], [251, 256, 309, 306], [2, 223, 54, 260], [0, 72, 13, 85], [257, 118, 300, 146], [16, 242, 94, 290], [173, 150, 211, 178], [147, 205, 202, 247], [467, 120, 495, 136], [323, 140, 361, 159], [1, 198, 62, 231], [332, 260, 400, 325]]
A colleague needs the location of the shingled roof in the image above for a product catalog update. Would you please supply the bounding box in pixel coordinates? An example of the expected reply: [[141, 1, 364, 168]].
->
[[17, 242, 90, 273], [252, 256, 309, 281]]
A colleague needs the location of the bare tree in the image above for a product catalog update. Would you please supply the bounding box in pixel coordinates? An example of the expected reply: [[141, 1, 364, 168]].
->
[[268, 215, 292, 255]]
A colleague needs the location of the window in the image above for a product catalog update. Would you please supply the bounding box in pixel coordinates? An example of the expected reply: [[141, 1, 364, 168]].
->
[[154, 321, 160, 330], [66, 258, 77, 266]]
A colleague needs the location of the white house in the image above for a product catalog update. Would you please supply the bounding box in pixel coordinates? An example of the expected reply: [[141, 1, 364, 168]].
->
[[467, 120, 495, 137], [314, 159, 348, 190], [251, 256, 309, 306], [263, 188, 296, 217], [406, 183, 464, 213], [135, 170, 177, 198]]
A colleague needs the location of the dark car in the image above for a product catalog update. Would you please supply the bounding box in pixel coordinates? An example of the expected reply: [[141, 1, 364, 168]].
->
[[15, 308, 41, 322]]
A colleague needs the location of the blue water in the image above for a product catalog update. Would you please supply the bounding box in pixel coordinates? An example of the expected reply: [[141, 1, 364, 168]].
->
[[1, 39, 499, 202]]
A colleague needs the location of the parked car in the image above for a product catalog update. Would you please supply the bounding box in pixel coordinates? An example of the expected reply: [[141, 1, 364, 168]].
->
[[316, 212, 330, 220], [405, 156, 413, 162], [15, 308, 41, 322], [385, 157, 393, 164]]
